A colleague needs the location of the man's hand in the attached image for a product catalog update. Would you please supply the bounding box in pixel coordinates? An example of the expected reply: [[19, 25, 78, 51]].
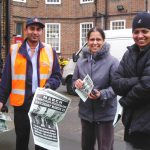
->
[[1, 105, 8, 113], [0, 102, 3, 111], [0, 102, 8, 113], [44, 83, 51, 89]]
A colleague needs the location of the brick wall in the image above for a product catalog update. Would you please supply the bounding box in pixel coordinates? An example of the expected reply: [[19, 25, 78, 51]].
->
[[10, 0, 150, 59]]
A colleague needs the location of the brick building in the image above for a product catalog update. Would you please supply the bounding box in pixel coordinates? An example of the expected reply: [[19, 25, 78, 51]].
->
[[0, 0, 11, 62], [2, 0, 150, 60]]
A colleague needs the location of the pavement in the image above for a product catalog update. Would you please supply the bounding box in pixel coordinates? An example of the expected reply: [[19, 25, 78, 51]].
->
[[0, 85, 126, 150]]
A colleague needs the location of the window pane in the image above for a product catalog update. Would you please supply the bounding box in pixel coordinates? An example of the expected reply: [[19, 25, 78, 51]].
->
[[16, 23, 23, 36], [13, 0, 26, 2], [46, 23, 60, 53], [80, 22, 93, 47], [46, 0, 60, 4], [81, 0, 94, 3], [111, 20, 125, 30]]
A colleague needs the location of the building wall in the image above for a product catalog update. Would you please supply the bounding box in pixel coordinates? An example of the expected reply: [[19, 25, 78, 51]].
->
[[10, 0, 150, 59], [1, 0, 12, 64], [106, 0, 146, 29], [1, 0, 6, 62]]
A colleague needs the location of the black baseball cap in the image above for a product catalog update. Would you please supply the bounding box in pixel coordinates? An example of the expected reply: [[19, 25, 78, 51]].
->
[[26, 17, 45, 28]]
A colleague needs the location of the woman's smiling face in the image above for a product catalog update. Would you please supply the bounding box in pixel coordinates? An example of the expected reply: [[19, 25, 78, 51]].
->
[[87, 31, 104, 54]]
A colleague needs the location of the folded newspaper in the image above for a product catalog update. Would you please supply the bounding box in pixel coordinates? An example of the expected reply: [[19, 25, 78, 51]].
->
[[75, 74, 94, 102], [0, 112, 13, 133], [113, 96, 123, 127], [28, 88, 71, 150]]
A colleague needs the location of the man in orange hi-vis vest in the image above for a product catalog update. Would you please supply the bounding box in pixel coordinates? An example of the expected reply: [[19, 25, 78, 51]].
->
[[0, 17, 61, 150]]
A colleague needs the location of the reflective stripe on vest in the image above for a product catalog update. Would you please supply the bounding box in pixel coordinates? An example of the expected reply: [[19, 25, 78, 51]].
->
[[10, 43, 53, 106], [40, 43, 53, 87]]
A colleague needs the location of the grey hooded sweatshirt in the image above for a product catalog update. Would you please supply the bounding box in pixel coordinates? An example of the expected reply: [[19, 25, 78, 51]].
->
[[72, 42, 119, 122]]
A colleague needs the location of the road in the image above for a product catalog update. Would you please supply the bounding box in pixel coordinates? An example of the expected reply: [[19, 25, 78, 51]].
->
[[0, 85, 126, 150]]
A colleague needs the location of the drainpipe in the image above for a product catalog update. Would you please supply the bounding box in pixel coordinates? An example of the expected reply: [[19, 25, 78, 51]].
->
[[104, 0, 108, 30], [0, 0, 2, 58], [94, 0, 98, 26], [5, 0, 10, 56], [145, 0, 148, 12]]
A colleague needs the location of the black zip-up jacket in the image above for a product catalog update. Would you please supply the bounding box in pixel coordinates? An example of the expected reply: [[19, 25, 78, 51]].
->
[[112, 44, 150, 143], [112, 44, 150, 108]]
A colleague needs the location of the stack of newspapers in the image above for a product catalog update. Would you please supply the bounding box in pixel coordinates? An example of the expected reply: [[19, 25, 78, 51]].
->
[[0, 112, 13, 133]]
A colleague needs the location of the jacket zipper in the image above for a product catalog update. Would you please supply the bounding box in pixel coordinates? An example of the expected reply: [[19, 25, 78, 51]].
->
[[90, 55, 95, 121]]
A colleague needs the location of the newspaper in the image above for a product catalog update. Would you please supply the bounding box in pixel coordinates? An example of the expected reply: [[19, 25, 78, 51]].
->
[[28, 87, 71, 150], [113, 96, 123, 127], [75, 74, 94, 102], [0, 112, 13, 133]]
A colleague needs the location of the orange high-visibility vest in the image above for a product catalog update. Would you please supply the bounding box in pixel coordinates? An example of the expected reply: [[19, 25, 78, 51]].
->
[[9, 43, 53, 106]]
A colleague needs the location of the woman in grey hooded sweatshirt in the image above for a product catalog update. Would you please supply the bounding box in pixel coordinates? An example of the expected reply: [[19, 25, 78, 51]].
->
[[72, 27, 119, 150]]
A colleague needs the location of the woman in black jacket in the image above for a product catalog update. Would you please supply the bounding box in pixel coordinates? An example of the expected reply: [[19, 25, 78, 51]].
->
[[112, 12, 150, 150]]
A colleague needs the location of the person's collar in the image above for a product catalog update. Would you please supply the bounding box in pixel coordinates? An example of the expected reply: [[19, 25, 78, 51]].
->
[[139, 48, 144, 52], [26, 42, 39, 53], [138, 44, 150, 52]]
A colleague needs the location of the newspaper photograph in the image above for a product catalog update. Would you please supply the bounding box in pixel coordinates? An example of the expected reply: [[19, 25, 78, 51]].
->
[[28, 88, 71, 150], [0, 112, 13, 133], [75, 74, 94, 102]]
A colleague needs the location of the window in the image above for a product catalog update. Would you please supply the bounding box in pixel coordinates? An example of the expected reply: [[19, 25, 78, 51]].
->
[[111, 0, 125, 1], [80, 0, 94, 4], [13, 0, 26, 2], [46, 0, 61, 4], [15, 22, 23, 37], [110, 20, 126, 30], [45, 23, 61, 53], [80, 22, 93, 47]]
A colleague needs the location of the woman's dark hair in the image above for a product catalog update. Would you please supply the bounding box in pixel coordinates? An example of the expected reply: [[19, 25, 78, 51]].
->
[[87, 27, 105, 40]]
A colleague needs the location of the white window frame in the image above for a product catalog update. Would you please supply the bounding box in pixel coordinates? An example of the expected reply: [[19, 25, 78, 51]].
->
[[15, 22, 23, 37], [80, 22, 93, 48], [45, 23, 61, 53], [80, 0, 94, 4], [110, 20, 126, 30], [45, 0, 61, 4], [13, 0, 26, 2]]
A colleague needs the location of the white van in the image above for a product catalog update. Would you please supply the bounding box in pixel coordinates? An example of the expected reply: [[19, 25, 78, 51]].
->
[[62, 29, 134, 95]]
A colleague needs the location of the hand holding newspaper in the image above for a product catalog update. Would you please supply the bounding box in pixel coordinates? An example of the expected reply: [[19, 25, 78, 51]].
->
[[28, 88, 71, 150], [75, 74, 94, 102]]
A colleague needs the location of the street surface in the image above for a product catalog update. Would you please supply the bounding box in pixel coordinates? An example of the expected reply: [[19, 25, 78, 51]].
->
[[0, 85, 126, 150]]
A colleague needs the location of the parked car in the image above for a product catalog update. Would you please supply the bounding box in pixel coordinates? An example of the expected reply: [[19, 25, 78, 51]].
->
[[61, 42, 87, 95], [62, 29, 134, 95]]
